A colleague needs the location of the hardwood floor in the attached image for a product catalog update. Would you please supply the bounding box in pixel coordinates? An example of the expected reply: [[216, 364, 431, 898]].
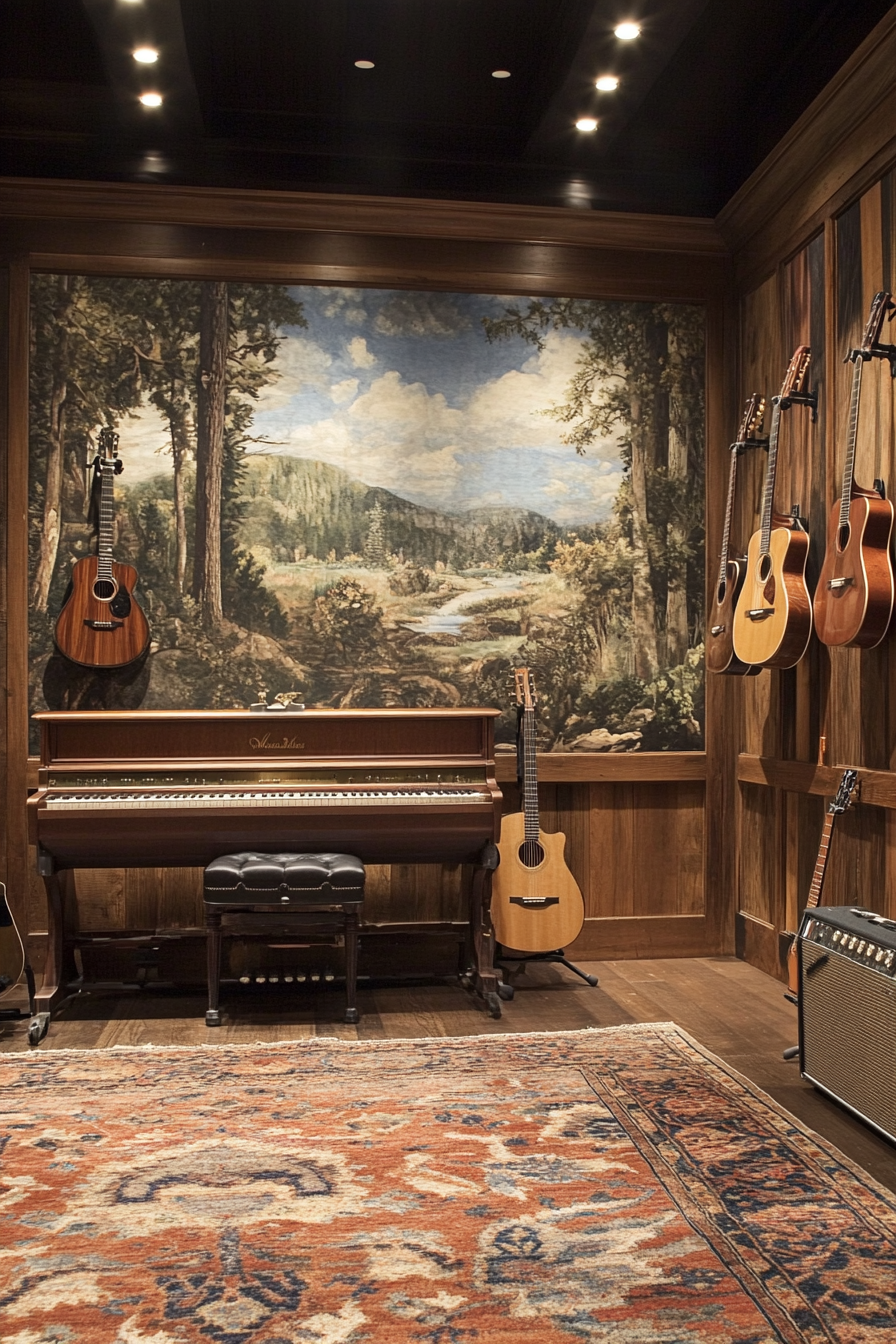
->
[[2, 955, 894, 1194]]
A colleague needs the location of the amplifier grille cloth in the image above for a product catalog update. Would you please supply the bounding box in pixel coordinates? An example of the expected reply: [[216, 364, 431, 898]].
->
[[802, 940, 896, 1140]]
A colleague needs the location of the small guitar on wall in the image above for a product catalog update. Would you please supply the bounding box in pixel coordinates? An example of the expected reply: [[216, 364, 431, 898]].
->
[[786, 767, 858, 997], [55, 428, 151, 669], [814, 291, 896, 649], [731, 346, 816, 670], [707, 393, 766, 675], [491, 668, 586, 954]]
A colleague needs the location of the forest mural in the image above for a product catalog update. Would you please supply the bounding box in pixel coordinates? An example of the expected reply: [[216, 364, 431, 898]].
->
[[28, 276, 705, 754]]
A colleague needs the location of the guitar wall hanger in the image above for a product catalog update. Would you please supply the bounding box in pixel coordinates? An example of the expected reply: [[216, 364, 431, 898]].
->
[[847, 343, 896, 377], [776, 387, 818, 421], [730, 435, 769, 454]]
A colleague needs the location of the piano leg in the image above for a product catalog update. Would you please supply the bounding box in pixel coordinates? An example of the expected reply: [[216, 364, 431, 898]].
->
[[343, 906, 360, 1025], [32, 868, 79, 1041], [467, 846, 511, 1018], [206, 910, 222, 1027]]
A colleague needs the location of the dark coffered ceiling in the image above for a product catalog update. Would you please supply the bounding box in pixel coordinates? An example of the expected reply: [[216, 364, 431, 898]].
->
[[1, 0, 892, 216]]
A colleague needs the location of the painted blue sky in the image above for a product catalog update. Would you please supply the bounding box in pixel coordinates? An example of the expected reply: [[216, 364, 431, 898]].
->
[[123, 286, 625, 526]]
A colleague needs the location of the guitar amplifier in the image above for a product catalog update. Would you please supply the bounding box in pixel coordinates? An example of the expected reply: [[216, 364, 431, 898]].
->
[[798, 905, 896, 1144]]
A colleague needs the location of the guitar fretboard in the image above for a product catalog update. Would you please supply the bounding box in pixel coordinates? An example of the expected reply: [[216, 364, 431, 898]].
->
[[521, 705, 540, 843], [807, 812, 836, 908], [716, 446, 740, 586], [96, 460, 116, 582], [838, 355, 864, 530], [758, 399, 783, 557]]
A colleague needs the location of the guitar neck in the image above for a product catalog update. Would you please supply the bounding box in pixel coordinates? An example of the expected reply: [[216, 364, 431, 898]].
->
[[96, 461, 116, 581], [759, 399, 783, 554], [521, 706, 540, 841], [806, 812, 837, 910], [838, 356, 863, 526], [716, 447, 740, 584]]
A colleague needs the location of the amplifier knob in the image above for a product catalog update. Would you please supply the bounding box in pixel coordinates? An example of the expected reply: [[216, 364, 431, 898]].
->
[[877, 949, 886, 963], [857, 940, 866, 954], [832, 931, 841, 943], [887, 953, 895, 969], [849, 937, 858, 950]]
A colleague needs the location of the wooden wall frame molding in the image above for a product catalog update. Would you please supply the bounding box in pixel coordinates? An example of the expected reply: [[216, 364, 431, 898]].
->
[[738, 754, 896, 811], [717, 6, 896, 292], [0, 181, 731, 966]]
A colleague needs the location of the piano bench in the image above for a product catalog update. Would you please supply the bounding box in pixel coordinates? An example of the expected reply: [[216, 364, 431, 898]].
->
[[203, 852, 365, 1027]]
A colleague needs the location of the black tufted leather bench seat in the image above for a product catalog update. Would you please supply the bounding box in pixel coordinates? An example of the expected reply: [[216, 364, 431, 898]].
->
[[203, 851, 365, 1027]]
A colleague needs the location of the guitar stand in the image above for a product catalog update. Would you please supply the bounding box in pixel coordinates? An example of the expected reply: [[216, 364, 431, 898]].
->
[[0, 962, 38, 1025], [498, 948, 599, 987]]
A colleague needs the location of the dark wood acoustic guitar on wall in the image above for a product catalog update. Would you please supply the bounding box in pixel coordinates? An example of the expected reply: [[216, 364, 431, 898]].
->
[[786, 767, 858, 996], [814, 291, 896, 649], [54, 428, 151, 669], [491, 668, 585, 953], [706, 393, 766, 675], [731, 346, 816, 670]]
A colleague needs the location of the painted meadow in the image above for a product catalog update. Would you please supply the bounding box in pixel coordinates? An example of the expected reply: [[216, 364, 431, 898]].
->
[[28, 277, 705, 753]]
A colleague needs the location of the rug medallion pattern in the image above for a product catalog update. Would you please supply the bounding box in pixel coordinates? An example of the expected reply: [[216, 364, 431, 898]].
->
[[1, 1024, 895, 1342]]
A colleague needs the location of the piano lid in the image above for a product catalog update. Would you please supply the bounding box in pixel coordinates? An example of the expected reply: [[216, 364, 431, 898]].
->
[[33, 708, 501, 768]]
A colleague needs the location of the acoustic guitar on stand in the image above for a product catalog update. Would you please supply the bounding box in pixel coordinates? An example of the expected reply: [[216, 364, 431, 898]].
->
[[54, 428, 151, 669], [814, 291, 896, 648], [491, 668, 585, 953], [786, 767, 858, 997], [731, 346, 816, 670], [706, 393, 766, 675]]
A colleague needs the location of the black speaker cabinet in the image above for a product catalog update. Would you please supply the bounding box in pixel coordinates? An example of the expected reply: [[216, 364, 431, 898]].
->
[[798, 905, 896, 1145]]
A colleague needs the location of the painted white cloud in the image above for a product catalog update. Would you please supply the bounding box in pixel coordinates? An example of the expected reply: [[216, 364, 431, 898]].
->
[[253, 337, 334, 412], [330, 377, 359, 405], [347, 336, 377, 369], [112, 405, 179, 484], [373, 293, 470, 338]]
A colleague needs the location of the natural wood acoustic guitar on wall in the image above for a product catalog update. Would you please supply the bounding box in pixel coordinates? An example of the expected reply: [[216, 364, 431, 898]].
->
[[731, 346, 815, 670], [491, 668, 585, 953], [54, 428, 151, 669], [706, 393, 766, 675], [786, 767, 858, 996], [813, 291, 896, 649]]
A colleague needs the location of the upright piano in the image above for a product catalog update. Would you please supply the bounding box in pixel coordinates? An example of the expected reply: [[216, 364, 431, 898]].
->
[[27, 708, 506, 1030]]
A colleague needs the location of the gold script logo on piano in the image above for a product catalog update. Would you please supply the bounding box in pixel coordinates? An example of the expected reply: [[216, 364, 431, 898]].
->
[[249, 733, 305, 751]]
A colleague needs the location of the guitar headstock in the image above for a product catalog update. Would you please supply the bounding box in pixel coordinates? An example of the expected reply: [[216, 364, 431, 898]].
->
[[98, 427, 119, 462], [513, 666, 537, 711], [737, 393, 765, 442], [779, 346, 811, 400], [829, 768, 859, 815], [859, 291, 895, 353]]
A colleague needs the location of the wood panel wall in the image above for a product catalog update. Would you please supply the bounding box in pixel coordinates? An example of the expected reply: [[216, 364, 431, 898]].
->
[[720, 9, 896, 980], [0, 184, 729, 981]]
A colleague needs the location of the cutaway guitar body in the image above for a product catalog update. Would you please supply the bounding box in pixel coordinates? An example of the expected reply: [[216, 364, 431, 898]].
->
[[492, 812, 585, 952], [706, 558, 760, 674], [732, 519, 812, 669], [814, 491, 895, 648], [55, 555, 151, 669]]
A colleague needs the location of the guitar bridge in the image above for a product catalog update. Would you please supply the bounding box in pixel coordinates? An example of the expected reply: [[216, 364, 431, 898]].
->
[[84, 620, 124, 631], [826, 577, 854, 590], [510, 897, 560, 908], [745, 608, 775, 620], [710, 624, 726, 635]]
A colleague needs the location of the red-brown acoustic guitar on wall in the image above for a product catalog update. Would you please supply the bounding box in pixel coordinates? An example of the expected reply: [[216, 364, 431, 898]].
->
[[706, 393, 766, 675], [731, 346, 815, 670], [813, 291, 896, 648], [54, 428, 151, 668], [786, 767, 858, 997]]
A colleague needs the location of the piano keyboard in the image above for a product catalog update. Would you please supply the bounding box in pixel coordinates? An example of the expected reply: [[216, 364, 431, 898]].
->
[[45, 787, 491, 810]]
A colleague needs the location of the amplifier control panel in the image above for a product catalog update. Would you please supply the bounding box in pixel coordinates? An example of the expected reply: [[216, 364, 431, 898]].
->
[[800, 906, 896, 976]]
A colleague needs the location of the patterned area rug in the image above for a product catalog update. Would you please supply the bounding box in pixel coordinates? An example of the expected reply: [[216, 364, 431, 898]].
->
[[2, 1024, 895, 1343]]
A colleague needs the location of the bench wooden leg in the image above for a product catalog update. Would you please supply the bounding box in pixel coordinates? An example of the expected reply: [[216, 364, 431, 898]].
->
[[206, 909, 222, 1026], [343, 906, 360, 1024]]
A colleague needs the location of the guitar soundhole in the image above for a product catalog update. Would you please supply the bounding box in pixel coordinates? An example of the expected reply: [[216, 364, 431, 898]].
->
[[518, 840, 545, 868], [837, 523, 850, 552], [716, 579, 727, 605], [92, 578, 117, 602], [758, 553, 772, 583]]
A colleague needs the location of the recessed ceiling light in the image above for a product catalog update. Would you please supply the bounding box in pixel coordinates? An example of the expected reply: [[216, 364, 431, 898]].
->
[[595, 75, 619, 92], [133, 47, 158, 64], [614, 22, 641, 40], [492, 69, 511, 79], [139, 92, 163, 108], [354, 59, 375, 69], [576, 117, 598, 132]]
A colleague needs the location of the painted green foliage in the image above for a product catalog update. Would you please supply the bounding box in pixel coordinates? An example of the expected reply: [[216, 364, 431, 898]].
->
[[28, 279, 704, 753]]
